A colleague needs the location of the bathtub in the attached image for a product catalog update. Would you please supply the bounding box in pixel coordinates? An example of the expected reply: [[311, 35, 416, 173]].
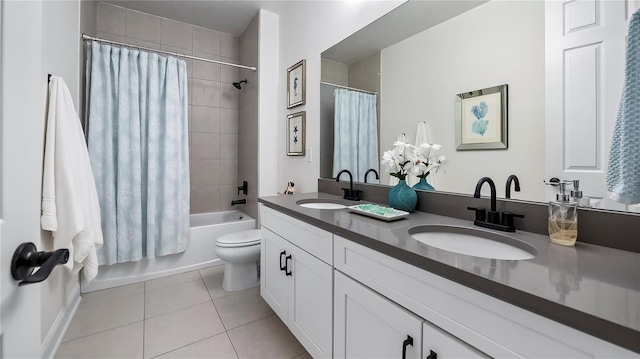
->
[[80, 211, 256, 293]]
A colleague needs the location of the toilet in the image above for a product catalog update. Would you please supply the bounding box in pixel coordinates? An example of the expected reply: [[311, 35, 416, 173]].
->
[[213, 229, 261, 292]]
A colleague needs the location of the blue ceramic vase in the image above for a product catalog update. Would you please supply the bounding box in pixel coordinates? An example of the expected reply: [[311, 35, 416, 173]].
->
[[388, 180, 417, 213], [412, 178, 435, 191]]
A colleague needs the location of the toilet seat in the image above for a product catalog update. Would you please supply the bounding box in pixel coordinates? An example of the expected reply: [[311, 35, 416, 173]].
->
[[216, 229, 261, 248]]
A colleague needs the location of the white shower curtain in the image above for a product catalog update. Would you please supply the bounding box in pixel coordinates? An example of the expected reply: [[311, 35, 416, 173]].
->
[[86, 41, 190, 265], [332, 89, 378, 182]]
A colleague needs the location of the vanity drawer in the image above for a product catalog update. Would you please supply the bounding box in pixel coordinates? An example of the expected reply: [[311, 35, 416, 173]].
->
[[261, 206, 333, 265]]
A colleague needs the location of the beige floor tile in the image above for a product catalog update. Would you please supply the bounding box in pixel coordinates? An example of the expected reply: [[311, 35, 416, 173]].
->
[[56, 321, 143, 358], [291, 352, 312, 359], [64, 293, 144, 342], [145, 271, 202, 292], [145, 279, 211, 318], [213, 287, 274, 329], [154, 332, 238, 359], [227, 315, 305, 359], [144, 301, 225, 358], [80, 282, 144, 306], [202, 273, 235, 300], [199, 264, 225, 279]]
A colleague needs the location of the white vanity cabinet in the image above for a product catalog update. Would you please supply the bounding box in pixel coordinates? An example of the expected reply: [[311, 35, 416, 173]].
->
[[334, 235, 635, 358], [334, 270, 423, 359], [421, 321, 488, 359], [259, 205, 636, 358], [260, 206, 333, 358], [334, 270, 487, 359]]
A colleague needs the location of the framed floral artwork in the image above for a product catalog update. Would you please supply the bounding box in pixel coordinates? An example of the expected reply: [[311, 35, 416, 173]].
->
[[287, 111, 305, 156], [455, 84, 508, 150], [287, 60, 306, 108]]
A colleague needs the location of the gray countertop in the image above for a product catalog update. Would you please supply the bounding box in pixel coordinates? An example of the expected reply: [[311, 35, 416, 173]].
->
[[258, 192, 640, 354]]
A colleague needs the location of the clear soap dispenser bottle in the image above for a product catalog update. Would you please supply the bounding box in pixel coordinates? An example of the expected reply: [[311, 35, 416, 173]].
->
[[548, 182, 578, 246]]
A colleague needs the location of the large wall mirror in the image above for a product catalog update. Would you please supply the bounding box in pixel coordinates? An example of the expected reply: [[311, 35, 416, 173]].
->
[[320, 0, 640, 213]]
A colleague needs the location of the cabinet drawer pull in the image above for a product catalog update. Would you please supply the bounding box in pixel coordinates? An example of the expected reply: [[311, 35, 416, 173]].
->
[[426, 350, 437, 359], [402, 335, 413, 359], [285, 255, 292, 276], [279, 251, 287, 271]]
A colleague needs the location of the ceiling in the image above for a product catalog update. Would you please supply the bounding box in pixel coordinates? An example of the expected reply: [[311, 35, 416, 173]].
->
[[322, 0, 487, 65], [103, 0, 294, 36]]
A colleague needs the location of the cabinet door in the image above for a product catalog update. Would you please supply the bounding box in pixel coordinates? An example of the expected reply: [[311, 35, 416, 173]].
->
[[422, 321, 488, 359], [288, 244, 333, 358], [334, 271, 423, 359], [260, 227, 290, 323]]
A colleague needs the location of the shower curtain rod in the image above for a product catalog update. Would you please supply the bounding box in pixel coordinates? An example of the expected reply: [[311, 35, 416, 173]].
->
[[321, 81, 377, 95], [82, 34, 257, 72]]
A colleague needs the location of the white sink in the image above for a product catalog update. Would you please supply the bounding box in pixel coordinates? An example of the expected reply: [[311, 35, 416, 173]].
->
[[409, 225, 536, 260], [296, 199, 348, 210]]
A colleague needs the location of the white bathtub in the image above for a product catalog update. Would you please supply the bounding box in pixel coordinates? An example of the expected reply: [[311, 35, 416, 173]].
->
[[81, 211, 256, 293]]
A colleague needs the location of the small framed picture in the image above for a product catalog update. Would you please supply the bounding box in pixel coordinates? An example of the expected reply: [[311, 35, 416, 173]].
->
[[455, 84, 508, 151], [287, 111, 306, 156], [287, 60, 306, 108]]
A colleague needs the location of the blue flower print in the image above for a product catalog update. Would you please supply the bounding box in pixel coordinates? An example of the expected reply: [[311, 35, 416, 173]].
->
[[471, 101, 489, 136]]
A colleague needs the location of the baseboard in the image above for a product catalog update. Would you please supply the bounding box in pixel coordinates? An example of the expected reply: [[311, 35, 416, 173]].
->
[[81, 259, 223, 293], [41, 282, 81, 359]]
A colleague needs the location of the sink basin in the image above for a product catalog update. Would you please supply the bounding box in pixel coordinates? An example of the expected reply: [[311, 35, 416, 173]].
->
[[296, 199, 349, 210], [408, 225, 537, 260]]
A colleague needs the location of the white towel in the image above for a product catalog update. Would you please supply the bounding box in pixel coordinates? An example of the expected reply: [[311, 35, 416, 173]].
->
[[388, 133, 406, 186], [41, 76, 103, 281]]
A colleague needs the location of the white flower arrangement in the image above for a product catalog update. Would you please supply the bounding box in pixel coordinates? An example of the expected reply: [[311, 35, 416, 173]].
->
[[381, 141, 449, 181]]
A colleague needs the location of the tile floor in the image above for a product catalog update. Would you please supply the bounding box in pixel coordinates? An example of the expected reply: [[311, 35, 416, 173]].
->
[[57, 266, 311, 359]]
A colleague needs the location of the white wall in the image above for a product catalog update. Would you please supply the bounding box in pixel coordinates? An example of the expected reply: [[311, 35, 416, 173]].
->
[[258, 9, 280, 198], [276, 1, 404, 193], [380, 1, 545, 201], [41, 0, 83, 348]]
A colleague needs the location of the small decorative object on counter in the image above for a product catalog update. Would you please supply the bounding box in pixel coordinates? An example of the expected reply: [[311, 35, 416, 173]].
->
[[546, 181, 578, 246], [348, 203, 409, 221], [278, 182, 296, 195], [381, 140, 448, 211], [381, 141, 417, 212], [388, 180, 418, 213]]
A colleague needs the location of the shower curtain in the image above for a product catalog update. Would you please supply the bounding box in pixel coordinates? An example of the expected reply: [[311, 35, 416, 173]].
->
[[86, 41, 190, 265], [333, 89, 379, 182]]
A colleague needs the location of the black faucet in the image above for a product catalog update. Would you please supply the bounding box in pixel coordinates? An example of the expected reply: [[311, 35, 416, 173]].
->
[[467, 177, 524, 232], [231, 199, 246, 205], [238, 181, 248, 195], [364, 169, 379, 184], [505, 175, 521, 199], [335, 169, 361, 201]]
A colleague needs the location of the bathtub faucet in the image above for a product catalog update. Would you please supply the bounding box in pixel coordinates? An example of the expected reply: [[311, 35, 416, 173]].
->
[[231, 199, 246, 205], [238, 181, 248, 195]]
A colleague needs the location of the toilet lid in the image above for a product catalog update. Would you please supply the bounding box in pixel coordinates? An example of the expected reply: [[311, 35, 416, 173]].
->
[[216, 229, 261, 248]]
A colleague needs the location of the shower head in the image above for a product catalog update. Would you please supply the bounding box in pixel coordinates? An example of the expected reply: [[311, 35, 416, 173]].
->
[[233, 79, 247, 90]]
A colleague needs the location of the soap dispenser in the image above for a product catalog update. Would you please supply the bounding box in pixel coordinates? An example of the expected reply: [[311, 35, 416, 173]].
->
[[570, 180, 590, 207], [548, 182, 578, 246]]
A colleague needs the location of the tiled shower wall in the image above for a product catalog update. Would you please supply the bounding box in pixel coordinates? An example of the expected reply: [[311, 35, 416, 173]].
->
[[95, 2, 240, 214]]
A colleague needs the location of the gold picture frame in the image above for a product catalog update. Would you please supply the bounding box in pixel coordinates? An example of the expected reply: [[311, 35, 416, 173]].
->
[[287, 60, 306, 108], [287, 111, 306, 156]]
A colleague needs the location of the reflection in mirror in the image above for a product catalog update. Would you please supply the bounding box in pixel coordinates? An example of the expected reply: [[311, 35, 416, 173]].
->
[[320, 0, 640, 213]]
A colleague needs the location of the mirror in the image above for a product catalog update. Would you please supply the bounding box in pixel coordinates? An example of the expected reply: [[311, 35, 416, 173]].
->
[[320, 0, 639, 212]]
